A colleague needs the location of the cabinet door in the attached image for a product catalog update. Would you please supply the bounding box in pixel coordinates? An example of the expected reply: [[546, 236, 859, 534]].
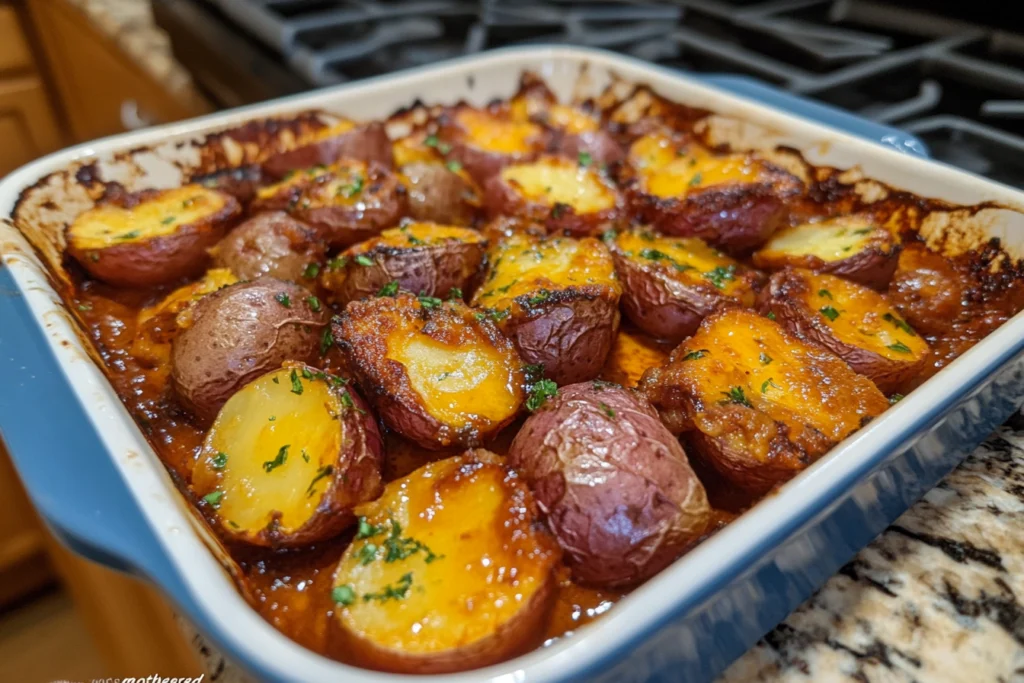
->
[[0, 76, 63, 176]]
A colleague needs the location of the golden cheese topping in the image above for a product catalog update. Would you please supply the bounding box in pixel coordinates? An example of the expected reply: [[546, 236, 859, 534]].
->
[[68, 185, 227, 250], [332, 455, 558, 655], [137, 268, 237, 333], [355, 222, 485, 253], [501, 157, 617, 214], [760, 217, 880, 263], [386, 320, 521, 428], [802, 271, 928, 361], [615, 230, 752, 300], [629, 132, 768, 199], [600, 329, 671, 388], [545, 104, 600, 134], [308, 119, 356, 141], [255, 159, 368, 207], [473, 233, 618, 309], [455, 109, 540, 154], [192, 367, 346, 535], [392, 135, 440, 167]]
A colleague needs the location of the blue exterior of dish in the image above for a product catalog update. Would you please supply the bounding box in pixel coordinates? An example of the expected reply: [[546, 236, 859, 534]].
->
[[2, 73, 1018, 683]]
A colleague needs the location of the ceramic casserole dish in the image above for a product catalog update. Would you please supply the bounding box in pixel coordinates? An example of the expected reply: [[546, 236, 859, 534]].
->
[[2, 46, 1024, 683]]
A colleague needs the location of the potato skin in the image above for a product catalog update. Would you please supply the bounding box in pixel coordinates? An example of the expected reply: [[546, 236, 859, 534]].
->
[[212, 211, 326, 282], [400, 162, 479, 226], [758, 269, 928, 393], [67, 188, 241, 288], [262, 121, 394, 178], [191, 165, 266, 203], [171, 278, 328, 423], [887, 242, 966, 337], [549, 130, 625, 167], [508, 382, 711, 588]]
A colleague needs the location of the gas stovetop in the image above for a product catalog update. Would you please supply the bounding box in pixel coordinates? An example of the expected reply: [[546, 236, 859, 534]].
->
[[154, 0, 1024, 186]]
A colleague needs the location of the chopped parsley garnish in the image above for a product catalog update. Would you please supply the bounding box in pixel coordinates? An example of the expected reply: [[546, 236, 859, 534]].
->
[[475, 307, 509, 323], [363, 572, 413, 603], [203, 490, 223, 507], [327, 256, 348, 271], [639, 248, 694, 272], [424, 134, 440, 148], [688, 172, 703, 187], [356, 516, 388, 540], [818, 289, 833, 299], [332, 584, 356, 606], [526, 379, 558, 412], [599, 402, 616, 418], [357, 543, 378, 566], [703, 264, 736, 290], [306, 465, 334, 498], [117, 230, 140, 240], [759, 352, 773, 365], [435, 371, 453, 382], [682, 349, 709, 361], [338, 176, 364, 197], [446, 160, 463, 173], [320, 326, 334, 355], [526, 290, 551, 306], [382, 521, 442, 564], [887, 341, 912, 354], [275, 292, 291, 307], [721, 386, 752, 408], [578, 151, 593, 167], [263, 445, 289, 473], [340, 390, 364, 414], [448, 287, 463, 300], [301, 367, 314, 380], [377, 280, 399, 297], [290, 369, 304, 395], [820, 305, 840, 321], [523, 363, 545, 382], [889, 393, 904, 404], [307, 295, 321, 312], [211, 451, 228, 470], [406, 233, 425, 246], [303, 263, 321, 279], [761, 378, 781, 394], [601, 229, 617, 243], [355, 254, 375, 267], [882, 312, 916, 336], [160, 216, 176, 225], [418, 294, 443, 309], [301, 449, 310, 463], [76, 302, 93, 312], [852, 228, 873, 235], [767, 311, 776, 321]]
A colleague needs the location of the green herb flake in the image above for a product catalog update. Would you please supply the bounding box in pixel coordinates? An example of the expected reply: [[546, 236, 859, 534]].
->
[[363, 572, 414, 603], [551, 202, 569, 219], [332, 585, 356, 606], [446, 160, 463, 173], [290, 369, 304, 395], [306, 465, 334, 498], [418, 294, 443, 309], [301, 367, 314, 380], [378, 280, 400, 297], [76, 302, 93, 312], [599, 402, 615, 418], [263, 445, 289, 473], [721, 386, 752, 408], [116, 230, 141, 240], [320, 326, 334, 356], [303, 263, 321, 279], [889, 393, 904, 405], [203, 490, 224, 508], [703, 265, 736, 290], [682, 349, 709, 361], [307, 295, 322, 312], [448, 287, 463, 300], [688, 172, 703, 187], [355, 254, 375, 267], [601, 229, 617, 243], [160, 216, 176, 225], [338, 176, 365, 198], [883, 312, 916, 336], [761, 378, 781, 394], [820, 305, 840, 322], [526, 289, 551, 306], [767, 311, 777, 321], [523, 363, 545, 382], [356, 517, 387, 540], [852, 228, 873, 235], [578, 151, 593, 167], [357, 543, 378, 566], [818, 289, 833, 300], [526, 379, 559, 412], [327, 256, 348, 271], [275, 292, 292, 308], [887, 340, 912, 354], [759, 352, 773, 365], [301, 449, 310, 463], [211, 452, 228, 470], [424, 134, 440, 148]]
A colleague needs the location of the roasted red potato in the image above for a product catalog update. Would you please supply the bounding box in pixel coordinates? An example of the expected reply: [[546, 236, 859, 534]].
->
[[66, 185, 241, 287], [262, 120, 394, 178], [335, 293, 526, 449], [759, 269, 929, 393], [509, 381, 710, 588], [436, 106, 548, 183], [319, 222, 487, 305], [328, 451, 560, 674], [484, 155, 624, 236], [625, 131, 802, 253], [211, 211, 327, 282], [752, 215, 900, 290], [471, 232, 621, 385], [171, 278, 329, 423], [609, 228, 762, 342], [887, 242, 967, 338], [191, 365, 383, 548], [130, 267, 238, 369], [392, 132, 482, 226], [251, 160, 406, 248], [638, 308, 889, 495]]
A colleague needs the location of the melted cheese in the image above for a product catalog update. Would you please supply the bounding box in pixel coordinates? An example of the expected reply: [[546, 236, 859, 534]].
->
[[501, 158, 617, 214], [803, 272, 928, 361], [545, 104, 600, 134], [333, 456, 557, 655], [192, 368, 344, 535], [393, 134, 440, 167], [615, 230, 750, 299], [761, 217, 879, 262], [456, 109, 540, 154], [473, 233, 618, 309], [69, 185, 227, 250], [629, 132, 767, 199], [600, 329, 671, 387], [371, 222, 485, 250]]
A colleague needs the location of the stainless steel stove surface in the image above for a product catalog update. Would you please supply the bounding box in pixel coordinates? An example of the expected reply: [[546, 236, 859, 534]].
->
[[153, 0, 1024, 186]]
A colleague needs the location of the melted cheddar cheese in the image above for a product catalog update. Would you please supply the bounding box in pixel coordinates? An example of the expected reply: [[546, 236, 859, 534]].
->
[[759, 217, 880, 263], [355, 222, 485, 252], [501, 157, 617, 214], [629, 132, 768, 199], [455, 109, 540, 154], [68, 185, 227, 250]]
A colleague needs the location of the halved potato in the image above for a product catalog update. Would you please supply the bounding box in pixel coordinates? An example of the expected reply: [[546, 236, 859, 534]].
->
[[437, 106, 548, 183], [610, 228, 762, 342], [131, 267, 238, 368], [191, 365, 383, 548], [638, 308, 889, 495], [319, 222, 487, 304], [752, 215, 900, 290], [484, 155, 623, 236], [471, 232, 621, 385], [758, 269, 929, 392], [328, 451, 560, 674], [251, 160, 406, 248], [600, 327, 672, 388], [261, 120, 394, 178], [335, 293, 525, 449], [66, 185, 241, 287], [211, 211, 326, 283], [625, 131, 802, 253]]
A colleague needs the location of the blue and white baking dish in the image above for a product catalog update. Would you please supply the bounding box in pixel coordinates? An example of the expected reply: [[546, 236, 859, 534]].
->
[[2, 46, 1024, 683]]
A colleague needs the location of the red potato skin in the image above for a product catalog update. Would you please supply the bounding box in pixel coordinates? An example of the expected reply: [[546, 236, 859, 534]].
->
[[261, 122, 394, 178], [549, 130, 626, 167], [191, 165, 266, 203], [508, 382, 711, 588], [212, 211, 327, 282], [752, 236, 901, 291], [401, 162, 479, 226], [482, 171, 625, 238], [67, 189, 242, 288], [887, 243, 966, 337], [758, 269, 926, 393], [171, 278, 328, 423], [324, 237, 487, 305]]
